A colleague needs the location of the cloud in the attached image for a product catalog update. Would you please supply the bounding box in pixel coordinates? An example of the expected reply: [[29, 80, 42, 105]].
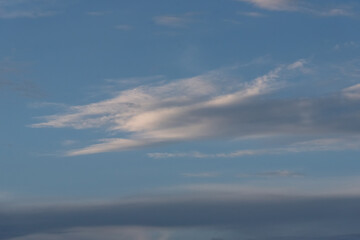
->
[[181, 170, 302, 178], [31, 60, 360, 156], [86, 11, 111, 16], [223, 19, 242, 25], [153, 12, 199, 27], [148, 137, 360, 159], [237, 170, 305, 178], [182, 172, 221, 178], [238, 11, 265, 17], [343, 83, 360, 100], [0, 0, 57, 19], [334, 41, 360, 51], [318, 8, 353, 17], [237, 0, 297, 11], [8, 227, 172, 240], [236, 0, 353, 17], [61, 140, 77, 146], [115, 24, 132, 30], [148, 150, 257, 159], [2, 187, 360, 240], [0, 58, 45, 98], [32, 61, 308, 155]]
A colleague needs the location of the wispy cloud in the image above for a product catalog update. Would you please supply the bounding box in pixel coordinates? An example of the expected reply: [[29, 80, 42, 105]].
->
[[0, 0, 57, 19], [32, 61, 309, 155], [237, 170, 305, 178], [238, 11, 265, 17], [343, 83, 360, 100], [31, 59, 360, 156], [148, 150, 257, 159], [114, 24, 132, 30], [182, 172, 221, 178], [148, 137, 360, 159], [334, 41, 360, 51], [86, 11, 111, 16], [0, 58, 45, 98], [153, 12, 199, 27], [237, 0, 301, 11], [236, 0, 354, 17]]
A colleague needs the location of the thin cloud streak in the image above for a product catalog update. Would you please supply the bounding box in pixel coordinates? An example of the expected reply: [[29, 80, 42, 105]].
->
[[237, 0, 354, 17], [237, 170, 305, 178], [153, 12, 200, 27], [182, 172, 221, 178], [0, 0, 57, 19], [148, 137, 360, 159]]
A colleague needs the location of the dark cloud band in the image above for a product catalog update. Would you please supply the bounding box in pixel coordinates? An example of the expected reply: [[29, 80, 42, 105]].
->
[[1, 193, 360, 239]]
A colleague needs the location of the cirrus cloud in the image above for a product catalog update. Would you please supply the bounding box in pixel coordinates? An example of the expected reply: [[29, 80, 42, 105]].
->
[[32, 61, 312, 156], [30, 59, 360, 156]]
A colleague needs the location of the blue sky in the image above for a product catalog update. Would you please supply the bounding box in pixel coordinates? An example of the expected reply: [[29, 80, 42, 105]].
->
[[1, 0, 360, 239]]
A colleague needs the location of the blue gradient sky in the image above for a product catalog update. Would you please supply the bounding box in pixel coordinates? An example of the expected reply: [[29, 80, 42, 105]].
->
[[1, 0, 360, 239]]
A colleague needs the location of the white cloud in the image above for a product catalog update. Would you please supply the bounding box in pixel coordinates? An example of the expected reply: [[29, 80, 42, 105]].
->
[[319, 8, 353, 17], [32, 62, 305, 155], [154, 16, 188, 27], [61, 140, 77, 146], [115, 24, 132, 30], [148, 137, 360, 159], [343, 83, 360, 100], [148, 150, 258, 159], [31, 60, 360, 156], [237, 170, 304, 178], [86, 11, 111, 16], [287, 59, 306, 70], [237, 0, 353, 17], [238, 11, 265, 17], [182, 172, 221, 178], [0, 0, 57, 19], [334, 41, 360, 51], [153, 12, 199, 27], [237, 0, 296, 11]]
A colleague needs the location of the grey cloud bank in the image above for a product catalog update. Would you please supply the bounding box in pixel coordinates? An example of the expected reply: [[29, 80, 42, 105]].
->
[[1, 190, 360, 240]]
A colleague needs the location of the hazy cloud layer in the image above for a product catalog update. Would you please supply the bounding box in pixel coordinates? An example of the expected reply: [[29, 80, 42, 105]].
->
[[2, 189, 360, 240]]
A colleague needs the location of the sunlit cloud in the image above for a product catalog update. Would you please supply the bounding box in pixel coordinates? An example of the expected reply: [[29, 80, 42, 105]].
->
[[32, 61, 310, 155], [236, 0, 354, 17], [31, 59, 360, 156]]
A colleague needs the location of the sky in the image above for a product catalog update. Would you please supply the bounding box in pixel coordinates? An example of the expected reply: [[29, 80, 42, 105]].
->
[[1, 0, 360, 239]]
